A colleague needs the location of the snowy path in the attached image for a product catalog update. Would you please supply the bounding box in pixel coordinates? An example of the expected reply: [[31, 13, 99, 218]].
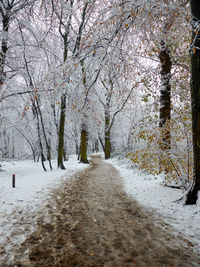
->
[[0, 157, 87, 265], [6, 155, 200, 266], [109, 157, 200, 254]]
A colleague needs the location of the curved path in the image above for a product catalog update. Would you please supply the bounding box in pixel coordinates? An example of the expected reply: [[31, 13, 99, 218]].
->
[[12, 155, 200, 266]]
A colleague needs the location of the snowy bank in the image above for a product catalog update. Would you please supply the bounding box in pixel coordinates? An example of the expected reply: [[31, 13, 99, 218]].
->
[[108, 157, 200, 255]]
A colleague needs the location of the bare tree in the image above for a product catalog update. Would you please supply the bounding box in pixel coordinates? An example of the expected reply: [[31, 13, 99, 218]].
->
[[0, 0, 34, 86]]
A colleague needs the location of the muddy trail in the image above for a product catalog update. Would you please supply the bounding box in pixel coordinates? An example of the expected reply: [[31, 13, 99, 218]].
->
[[9, 155, 200, 266]]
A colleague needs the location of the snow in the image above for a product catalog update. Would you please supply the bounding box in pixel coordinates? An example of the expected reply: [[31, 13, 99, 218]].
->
[[108, 157, 200, 256], [1, 154, 200, 264], [0, 156, 88, 264]]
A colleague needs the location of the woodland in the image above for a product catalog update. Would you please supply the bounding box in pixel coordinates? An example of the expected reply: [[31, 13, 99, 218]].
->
[[0, 0, 200, 204]]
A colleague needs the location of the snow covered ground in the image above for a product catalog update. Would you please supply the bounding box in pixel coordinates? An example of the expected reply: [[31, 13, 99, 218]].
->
[[108, 157, 200, 256], [0, 156, 88, 264], [1, 154, 200, 264]]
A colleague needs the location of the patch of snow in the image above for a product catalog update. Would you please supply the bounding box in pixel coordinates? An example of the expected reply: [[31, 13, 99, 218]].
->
[[0, 156, 88, 265], [108, 157, 200, 255]]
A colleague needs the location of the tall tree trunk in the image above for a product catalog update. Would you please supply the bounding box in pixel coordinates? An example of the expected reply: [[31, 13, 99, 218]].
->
[[79, 60, 89, 163], [57, 1, 88, 167], [80, 123, 88, 163], [105, 110, 111, 159], [57, 32, 68, 169], [36, 98, 52, 170], [0, 12, 9, 86], [186, 0, 200, 205], [57, 93, 67, 169], [159, 40, 172, 172]]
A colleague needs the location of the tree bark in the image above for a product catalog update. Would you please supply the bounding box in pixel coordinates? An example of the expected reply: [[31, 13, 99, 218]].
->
[[57, 93, 67, 169], [105, 111, 111, 159], [80, 123, 89, 164], [57, 31, 68, 169], [159, 40, 172, 172], [0, 10, 10, 86], [57, 0, 88, 167], [36, 97, 52, 170], [79, 60, 89, 163], [36, 109, 46, 172], [98, 134, 105, 153], [186, 0, 200, 205]]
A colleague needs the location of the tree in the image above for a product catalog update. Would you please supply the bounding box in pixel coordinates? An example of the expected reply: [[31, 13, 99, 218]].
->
[[54, 0, 73, 169], [159, 39, 172, 151], [96, 54, 139, 159], [0, 0, 195, 186], [0, 0, 38, 167], [79, 60, 89, 163], [80, 122, 88, 163], [123, 0, 191, 179], [51, 0, 95, 168], [186, 0, 200, 204]]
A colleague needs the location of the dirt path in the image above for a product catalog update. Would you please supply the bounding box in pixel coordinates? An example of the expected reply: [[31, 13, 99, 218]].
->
[[11, 155, 200, 266]]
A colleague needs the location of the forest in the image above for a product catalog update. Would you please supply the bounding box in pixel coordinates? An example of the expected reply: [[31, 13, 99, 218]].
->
[[1, 0, 200, 204], [2, 0, 200, 265]]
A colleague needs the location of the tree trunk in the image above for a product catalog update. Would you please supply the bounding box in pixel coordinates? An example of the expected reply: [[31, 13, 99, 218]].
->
[[36, 98, 52, 170], [92, 142, 95, 153], [79, 60, 89, 163], [63, 143, 68, 161], [159, 40, 172, 172], [105, 112, 111, 159], [98, 134, 105, 153], [57, 30, 68, 169], [95, 139, 99, 152], [76, 143, 79, 157], [57, 94, 66, 169], [80, 123, 88, 164], [36, 110, 46, 172], [0, 13, 9, 86], [105, 131, 111, 159], [186, 0, 200, 205]]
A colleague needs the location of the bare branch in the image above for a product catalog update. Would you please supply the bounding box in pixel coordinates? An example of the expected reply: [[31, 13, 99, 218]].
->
[[0, 89, 54, 101], [108, 82, 140, 132]]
